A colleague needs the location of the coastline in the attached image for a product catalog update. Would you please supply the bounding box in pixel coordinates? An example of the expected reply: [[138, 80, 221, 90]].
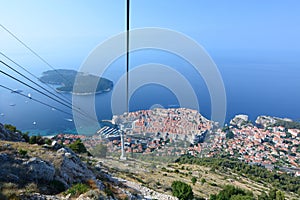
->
[[55, 88, 112, 95]]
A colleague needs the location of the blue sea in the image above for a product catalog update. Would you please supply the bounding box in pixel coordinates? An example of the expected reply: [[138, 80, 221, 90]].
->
[[0, 50, 299, 135]]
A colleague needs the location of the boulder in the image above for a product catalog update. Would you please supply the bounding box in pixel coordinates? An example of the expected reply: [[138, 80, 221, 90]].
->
[[53, 147, 96, 187], [23, 157, 55, 181]]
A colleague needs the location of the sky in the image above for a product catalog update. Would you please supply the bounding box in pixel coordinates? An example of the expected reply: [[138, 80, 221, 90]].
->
[[1, 0, 300, 66], [1, 0, 300, 125]]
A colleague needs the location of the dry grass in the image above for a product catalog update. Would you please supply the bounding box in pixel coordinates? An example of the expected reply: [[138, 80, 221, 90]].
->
[[96, 156, 299, 199]]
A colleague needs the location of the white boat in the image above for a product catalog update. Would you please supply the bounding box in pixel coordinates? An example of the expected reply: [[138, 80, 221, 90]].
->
[[51, 108, 56, 111], [33, 121, 37, 125], [11, 89, 23, 94], [65, 118, 73, 122], [9, 103, 16, 106], [28, 93, 32, 99], [0, 113, 4, 116]]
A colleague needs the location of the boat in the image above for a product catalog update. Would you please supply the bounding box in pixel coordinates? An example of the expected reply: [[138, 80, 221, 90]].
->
[[11, 89, 23, 94], [9, 103, 16, 106], [51, 108, 56, 111], [33, 121, 37, 125], [65, 118, 73, 122], [0, 113, 4, 116], [28, 93, 32, 99]]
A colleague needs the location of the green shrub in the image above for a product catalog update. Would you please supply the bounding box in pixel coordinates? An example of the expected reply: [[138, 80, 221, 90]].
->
[[68, 139, 87, 154], [45, 138, 52, 145], [4, 124, 17, 132], [65, 183, 89, 197], [191, 177, 197, 185], [18, 149, 27, 157], [171, 180, 194, 200], [22, 132, 30, 142], [210, 185, 254, 200], [29, 136, 37, 144]]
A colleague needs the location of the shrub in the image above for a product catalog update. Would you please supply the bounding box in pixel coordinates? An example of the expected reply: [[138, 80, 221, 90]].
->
[[1, 182, 19, 199], [68, 139, 87, 154], [191, 177, 197, 185], [25, 183, 38, 194], [29, 136, 37, 144], [65, 183, 89, 197], [18, 149, 28, 157], [210, 185, 254, 200], [4, 124, 17, 132], [45, 138, 52, 145], [171, 180, 194, 200], [201, 178, 206, 185], [22, 132, 30, 142]]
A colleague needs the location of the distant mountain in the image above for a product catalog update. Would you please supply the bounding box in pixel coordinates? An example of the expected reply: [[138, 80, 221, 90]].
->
[[39, 69, 113, 95]]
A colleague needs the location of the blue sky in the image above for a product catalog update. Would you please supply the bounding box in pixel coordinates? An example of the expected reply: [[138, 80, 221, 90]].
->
[[1, 0, 300, 67], [1, 0, 300, 127]]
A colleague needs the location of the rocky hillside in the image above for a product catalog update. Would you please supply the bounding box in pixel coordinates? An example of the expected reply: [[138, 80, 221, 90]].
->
[[0, 124, 174, 199], [0, 139, 103, 197], [0, 123, 24, 142]]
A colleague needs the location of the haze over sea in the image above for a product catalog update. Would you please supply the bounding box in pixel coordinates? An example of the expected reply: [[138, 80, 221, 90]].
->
[[0, 49, 299, 136], [1, 1, 299, 135]]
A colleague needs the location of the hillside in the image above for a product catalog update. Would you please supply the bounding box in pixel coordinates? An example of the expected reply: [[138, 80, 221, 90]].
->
[[1, 115, 300, 199], [0, 124, 176, 199]]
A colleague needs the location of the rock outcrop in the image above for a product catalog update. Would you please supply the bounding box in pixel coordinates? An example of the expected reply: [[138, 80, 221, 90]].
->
[[0, 123, 24, 141], [53, 147, 96, 187], [255, 115, 293, 128], [230, 114, 251, 128], [23, 157, 55, 182], [0, 140, 101, 193]]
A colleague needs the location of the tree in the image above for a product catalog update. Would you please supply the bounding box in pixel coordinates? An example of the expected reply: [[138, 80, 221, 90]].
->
[[214, 185, 254, 200], [275, 190, 285, 200], [171, 181, 194, 200], [68, 139, 87, 154], [36, 135, 45, 145], [226, 131, 234, 139], [29, 135, 37, 144], [91, 143, 107, 158], [260, 189, 285, 200], [191, 177, 197, 185], [22, 132, 30, 142], [201, 178, 206, 185], [210, 194, 217, 200]]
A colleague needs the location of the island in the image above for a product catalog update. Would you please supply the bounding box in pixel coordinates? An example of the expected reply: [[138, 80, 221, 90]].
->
[[39, 69, 113, 95]]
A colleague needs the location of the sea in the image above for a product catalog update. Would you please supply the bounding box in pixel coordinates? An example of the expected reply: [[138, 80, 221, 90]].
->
[[0, 49, 299, 136]]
